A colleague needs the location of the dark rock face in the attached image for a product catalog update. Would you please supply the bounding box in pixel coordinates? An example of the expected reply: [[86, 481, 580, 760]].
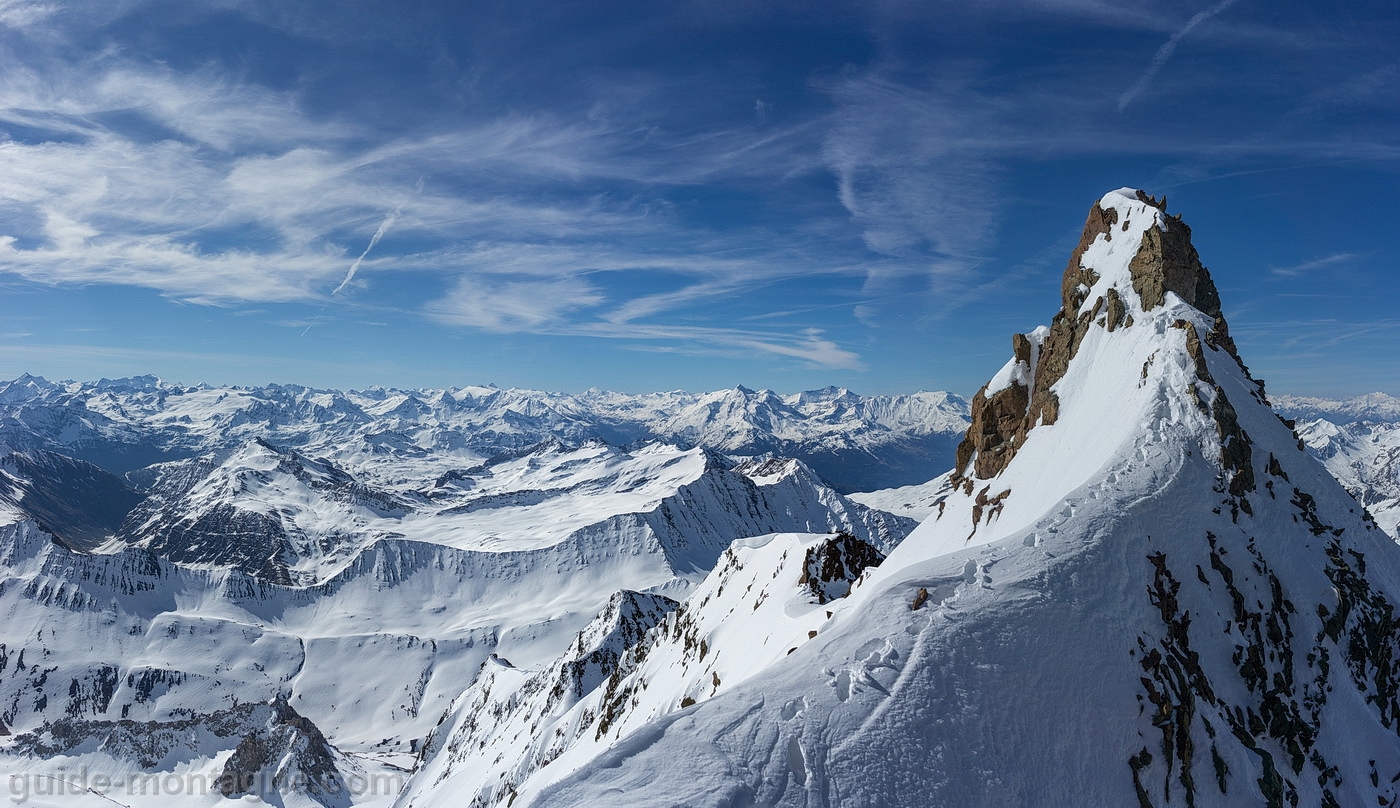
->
[[1130, 222, 1217, 315], [1128, 213, 1241, 367], [0, 450, 144, 551], [797, 533, 885, 604], [1175, 320, 1258, 500], [11, 697, 347, 806], [218, 696, 348, 807], [1060, 201, 1116, 312], [955, 374, 1032, 482], [132, 502, 299, 584]]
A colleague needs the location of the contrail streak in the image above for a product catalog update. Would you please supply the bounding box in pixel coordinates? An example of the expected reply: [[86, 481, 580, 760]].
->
[[1118, 0, 1240, 111], [333, 208, 399, 295]]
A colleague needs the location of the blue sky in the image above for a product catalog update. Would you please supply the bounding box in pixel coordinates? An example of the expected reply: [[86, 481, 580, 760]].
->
[[0, 0, 1396, 397]]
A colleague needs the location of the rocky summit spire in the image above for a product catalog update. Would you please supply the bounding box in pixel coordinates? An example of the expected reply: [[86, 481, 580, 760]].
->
[[952, 188, 1255, 489]]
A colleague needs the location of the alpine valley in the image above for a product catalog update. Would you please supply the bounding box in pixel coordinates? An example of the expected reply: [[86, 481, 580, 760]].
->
[[1, 189, 1398, 807]]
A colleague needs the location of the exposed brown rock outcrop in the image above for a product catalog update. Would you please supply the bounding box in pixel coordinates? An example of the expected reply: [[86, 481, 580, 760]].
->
[[951, 202, 1115, 488], [1173, 320, 1256, 498], [953, 366, 1031, 483], [1126, 212, 1247, 371], [1105, 288, 1128, 332], [1061, 202, 1115, 313]]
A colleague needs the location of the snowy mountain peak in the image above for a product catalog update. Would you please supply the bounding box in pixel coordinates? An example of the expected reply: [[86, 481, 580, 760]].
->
[[952, 188, 1251, 489], [0, 373, 57, 404]]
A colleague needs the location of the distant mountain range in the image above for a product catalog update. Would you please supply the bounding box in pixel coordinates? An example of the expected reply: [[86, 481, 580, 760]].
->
[[0, 373, 924, 803], [1273, 392, 1400, 424], [0, 374, 970, 494]]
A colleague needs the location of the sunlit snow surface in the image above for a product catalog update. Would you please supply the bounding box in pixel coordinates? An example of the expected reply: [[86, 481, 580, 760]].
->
[[847, 472, 953, 520]]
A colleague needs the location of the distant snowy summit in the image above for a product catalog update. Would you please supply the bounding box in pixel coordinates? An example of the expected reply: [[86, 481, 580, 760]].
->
[[395, 189, 1400, 808]]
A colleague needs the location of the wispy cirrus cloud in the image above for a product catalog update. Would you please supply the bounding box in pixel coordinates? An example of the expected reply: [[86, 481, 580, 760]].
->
[[427, 275, 606, 331], [0, 0, 1397, 387], [0, 66, 725, 305], [0, 0, 57, 29], [1118, 0, 1242, 111], [1268, 253, 1364, 278], [574, 323, 865, 370]]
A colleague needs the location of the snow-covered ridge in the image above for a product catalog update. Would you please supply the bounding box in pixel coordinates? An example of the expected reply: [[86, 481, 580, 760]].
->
[[398, 532, 885, 808], [98, 437, 914, 586]]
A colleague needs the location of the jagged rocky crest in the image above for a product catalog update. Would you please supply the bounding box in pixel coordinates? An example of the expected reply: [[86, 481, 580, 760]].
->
[[954, 190, 1251, 489], [12, 696, 348, 807]]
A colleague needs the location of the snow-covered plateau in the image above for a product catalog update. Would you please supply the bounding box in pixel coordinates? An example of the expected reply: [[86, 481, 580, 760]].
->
[[1, 188, 1398, 807]]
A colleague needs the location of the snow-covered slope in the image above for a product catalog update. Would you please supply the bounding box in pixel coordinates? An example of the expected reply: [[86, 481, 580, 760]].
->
[[409, 189, 1400, 808], [847, 472, 954, 520]]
